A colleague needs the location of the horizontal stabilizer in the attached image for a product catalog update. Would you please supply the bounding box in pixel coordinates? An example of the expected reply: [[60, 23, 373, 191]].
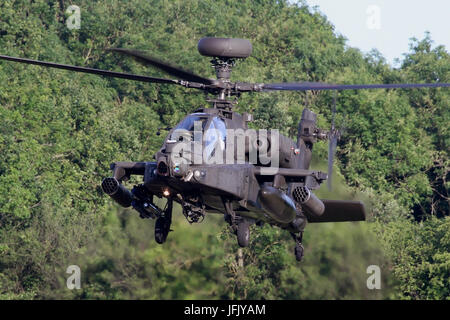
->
[[305, 200, 366, 223]]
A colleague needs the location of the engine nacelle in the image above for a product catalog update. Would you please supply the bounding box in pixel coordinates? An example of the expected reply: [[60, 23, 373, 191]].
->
[[258, 186, 297, 224], [236, 130, 300, 169]]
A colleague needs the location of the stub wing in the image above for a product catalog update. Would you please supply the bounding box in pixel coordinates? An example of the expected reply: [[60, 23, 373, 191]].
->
[[304, 200, 366, 223]]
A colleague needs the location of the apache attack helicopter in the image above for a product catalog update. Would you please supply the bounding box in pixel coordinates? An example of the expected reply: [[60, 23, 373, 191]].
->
[[1, 38, 449, 262]]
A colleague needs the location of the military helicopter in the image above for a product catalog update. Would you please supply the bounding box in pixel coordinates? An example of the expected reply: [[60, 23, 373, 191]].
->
[[1, 38, 448, 262]]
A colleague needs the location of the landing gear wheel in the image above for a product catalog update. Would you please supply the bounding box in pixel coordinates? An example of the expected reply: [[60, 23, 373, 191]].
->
[[290, 231, 304, 262], [294, 243, 304, 262], [155, 217, 170, 244], [237, 221, 250, 247], [155, 199, 173, 244]]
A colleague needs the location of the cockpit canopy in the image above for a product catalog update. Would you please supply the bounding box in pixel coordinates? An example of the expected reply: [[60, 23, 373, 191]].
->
[[171, 113, 209, 136], [168, 113, 227, 161]]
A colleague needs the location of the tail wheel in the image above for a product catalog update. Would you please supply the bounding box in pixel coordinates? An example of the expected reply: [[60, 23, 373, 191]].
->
[[237, 220, 250, 247]]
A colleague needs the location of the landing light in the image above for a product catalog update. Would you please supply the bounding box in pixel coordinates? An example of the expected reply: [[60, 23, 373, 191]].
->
[[193, 170, 206, 179]]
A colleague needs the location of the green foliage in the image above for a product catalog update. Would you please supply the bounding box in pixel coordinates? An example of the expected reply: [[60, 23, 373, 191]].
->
[[0, 0, 448, 300], [374, 216, 450, 299], [48, 208, 227, 300], [221, 222, 393, 300]]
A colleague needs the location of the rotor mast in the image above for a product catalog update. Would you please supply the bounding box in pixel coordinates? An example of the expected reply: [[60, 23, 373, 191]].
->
[[209, 57, 236, 108], [212, 57, 235, 99]]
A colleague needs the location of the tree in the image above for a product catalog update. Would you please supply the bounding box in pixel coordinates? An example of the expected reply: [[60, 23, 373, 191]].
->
[[0, 0, 448, 300]]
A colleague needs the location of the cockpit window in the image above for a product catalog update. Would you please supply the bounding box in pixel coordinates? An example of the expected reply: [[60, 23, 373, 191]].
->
[[204, 117, 227, 161], [170, 113, 208, 141], [212, 117, 227, 139], [169, 114, 227, 163]]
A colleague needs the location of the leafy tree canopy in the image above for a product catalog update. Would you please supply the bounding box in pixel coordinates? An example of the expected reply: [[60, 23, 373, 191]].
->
[[0, 0, 448, 299]]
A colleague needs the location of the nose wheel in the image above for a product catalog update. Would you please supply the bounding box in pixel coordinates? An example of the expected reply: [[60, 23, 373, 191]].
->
[[224, 199, 252, 248], [155, 199, 173, 244]]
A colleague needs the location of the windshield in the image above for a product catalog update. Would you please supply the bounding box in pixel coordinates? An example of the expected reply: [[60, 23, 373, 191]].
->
[[170, 113, 208, 142], [204, 117, 227, 161]]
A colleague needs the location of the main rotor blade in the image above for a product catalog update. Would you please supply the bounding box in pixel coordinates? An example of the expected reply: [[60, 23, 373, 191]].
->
[[109, 48, 215, 85], [262, 82, 450, 91], [0, 54, 180, 84]]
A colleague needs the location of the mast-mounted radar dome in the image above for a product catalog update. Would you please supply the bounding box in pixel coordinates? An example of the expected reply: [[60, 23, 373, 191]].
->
[[198, 38, 252, 59]]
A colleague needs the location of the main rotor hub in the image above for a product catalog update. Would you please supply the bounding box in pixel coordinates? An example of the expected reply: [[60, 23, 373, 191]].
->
[[211, 57, 235, 81], [198, 37, 252, 105]]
